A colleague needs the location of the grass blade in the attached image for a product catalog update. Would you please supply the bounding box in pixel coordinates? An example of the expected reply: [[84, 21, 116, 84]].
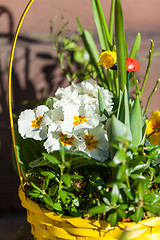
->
[[115, 0, 127, 92], [129, 33, 141, 58], [109, 0, 115, 41], [91, 0, 112, 50], [77, 18, 107, 86]]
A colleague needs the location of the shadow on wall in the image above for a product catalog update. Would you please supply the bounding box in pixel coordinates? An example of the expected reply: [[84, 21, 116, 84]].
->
[[0, 5, 68, 211]]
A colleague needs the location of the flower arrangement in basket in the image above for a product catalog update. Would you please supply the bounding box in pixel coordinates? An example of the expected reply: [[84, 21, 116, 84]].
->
[[9, 0, 160, 239]]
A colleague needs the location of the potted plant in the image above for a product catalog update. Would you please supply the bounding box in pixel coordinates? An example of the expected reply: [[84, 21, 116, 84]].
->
[[9, 0, 160, 239]]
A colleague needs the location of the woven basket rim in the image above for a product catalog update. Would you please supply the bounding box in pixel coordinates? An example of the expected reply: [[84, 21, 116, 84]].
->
[[19, 185, 160, 228]]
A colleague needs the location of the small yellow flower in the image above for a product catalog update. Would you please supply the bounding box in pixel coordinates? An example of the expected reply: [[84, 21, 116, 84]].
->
[[98, 51, 117, 69], [146, 110, 160, 145]]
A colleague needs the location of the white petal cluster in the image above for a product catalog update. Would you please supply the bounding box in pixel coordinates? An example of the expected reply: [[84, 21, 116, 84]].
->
[[18, 79, 113, 161]]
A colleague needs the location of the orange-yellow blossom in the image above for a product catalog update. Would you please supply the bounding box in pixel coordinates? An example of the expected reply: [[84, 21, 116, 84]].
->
[[98, 51, 117, 69], [146, 110, 160, 145]]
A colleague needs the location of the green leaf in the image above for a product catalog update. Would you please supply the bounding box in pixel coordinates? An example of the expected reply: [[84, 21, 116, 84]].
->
[[131, 174, 146, 180], [61, 173, 71, 187], [143, 204, 160, 214], [149, 167, 155, 180], [59, 141, 65, 160], [130, 96, 142, 148], [113, 149, 126, 164], [137, 182, 144, 200], [58, 190, 68, 202], [145, 145, 159, 151], [48, 184, 58, 196], [149, 147, 160, 159], [134, 205, 143, 223], [129, 33, 141, 58], [31, 182, 42, 192], [42, 176, 50, 191], [131, 164, 149, 173], [115, 0, 127, 92], [84, 30, 99, 62], [71, 156, 104, 171], [70, 174, 83, 179], [29, 190, 43, 198], [111, 184, 119, 205], [109, 115, 132, 142], [144, 194, 160, 204], [89, 205, 111, 214], [52, 202, 63, 211], [122, 188, 134, 200], [98, 88, 109, 117], [109, 0, 115, 41], [91, 0, 111, 50], [29, 157, 47, 168], [40, 171, 56, 179], [42, 153, 60, 165], [44, 97, 54, 109], [18, 137, 45, 171], [116, 163, 126, 180], [154, 176, 160, 183], [117, 208, 126, 219], [108, 211, 117, 227], [117, 87, 130, 127], [76, 18, 106, 84]]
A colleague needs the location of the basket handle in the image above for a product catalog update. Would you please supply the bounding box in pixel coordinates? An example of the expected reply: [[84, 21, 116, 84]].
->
[[8, 0, 35, 185]]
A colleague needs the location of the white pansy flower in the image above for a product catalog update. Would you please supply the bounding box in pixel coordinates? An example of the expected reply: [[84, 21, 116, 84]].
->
[[18, 105, 49, 140]]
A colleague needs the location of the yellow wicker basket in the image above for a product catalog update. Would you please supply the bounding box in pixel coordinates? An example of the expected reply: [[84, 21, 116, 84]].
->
[[8, 1, 160, 240], [19, 185, 160, 240]]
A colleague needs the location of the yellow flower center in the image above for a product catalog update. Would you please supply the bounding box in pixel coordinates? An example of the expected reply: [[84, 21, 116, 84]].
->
[[31, 116, 43, 128], [73, 115, 87, 126], [59, 132, 74, 146], [84, 134, 99, 150]]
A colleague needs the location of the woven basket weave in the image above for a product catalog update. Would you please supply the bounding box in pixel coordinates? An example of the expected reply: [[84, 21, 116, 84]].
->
[[19, 186, 160, 240]]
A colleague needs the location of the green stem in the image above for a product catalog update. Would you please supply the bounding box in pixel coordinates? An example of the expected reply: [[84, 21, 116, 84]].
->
[[59, 155, 65, 191], [140, 40, 154, 98], [144, 79, 160, 115], [127, 71, 129, 99], [132, 73, 140, 95]]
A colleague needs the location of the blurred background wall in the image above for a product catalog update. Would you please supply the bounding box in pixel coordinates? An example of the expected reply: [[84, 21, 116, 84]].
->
[[0, 0, 160, 214]]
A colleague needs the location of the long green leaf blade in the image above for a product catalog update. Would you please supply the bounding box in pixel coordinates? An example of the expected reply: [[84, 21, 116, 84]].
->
[[91, 0, 111, 50], [115, 0, 127, 92], [129, 33, 141, 58], [117, 87, 130, 127], [130, 96, 142, 147], [77, 18, 106, 85], [109, 0, 115, 41], [84, 30, 99, 62]]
